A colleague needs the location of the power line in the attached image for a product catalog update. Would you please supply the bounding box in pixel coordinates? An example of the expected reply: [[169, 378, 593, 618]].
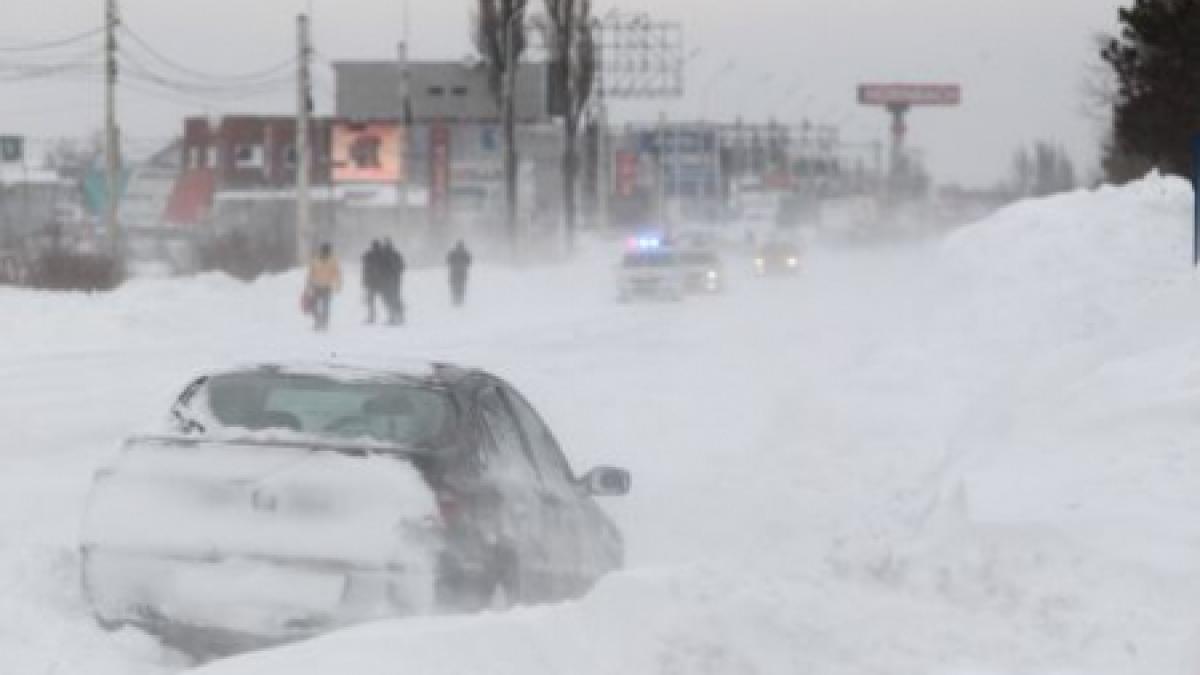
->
[[119, 21, 296, 83], [117, 49, 293, 100], [0, 62, 100, 83], [0, 27, 104, 53], [0, 44, 104, 80]]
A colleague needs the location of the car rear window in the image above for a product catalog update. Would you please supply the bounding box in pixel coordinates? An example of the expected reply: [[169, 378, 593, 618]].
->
[[205, 372, 457, 448]]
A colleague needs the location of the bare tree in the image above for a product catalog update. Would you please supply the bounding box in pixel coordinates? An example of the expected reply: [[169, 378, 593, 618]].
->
[[474, 0, 529, 250], [1011, 141, 1077, 198], [543, 0, 595, 251]]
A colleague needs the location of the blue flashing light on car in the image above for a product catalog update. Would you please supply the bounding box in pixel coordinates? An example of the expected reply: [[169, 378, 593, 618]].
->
[[627, 235, 664, 251]]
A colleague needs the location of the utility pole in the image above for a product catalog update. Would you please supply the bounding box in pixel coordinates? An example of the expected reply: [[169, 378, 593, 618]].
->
[[502, 10, 520, 256], [295, 13, 313, 265], [396, 41, 410, 240], [104, 0, 122, 263]]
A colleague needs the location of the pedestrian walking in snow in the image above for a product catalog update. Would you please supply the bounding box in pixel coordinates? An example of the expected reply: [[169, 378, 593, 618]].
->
[[306, 243, 343, 331], [380, 238, 406, 325], [362, 240, 385, 324], [447, 240, 473, 307]]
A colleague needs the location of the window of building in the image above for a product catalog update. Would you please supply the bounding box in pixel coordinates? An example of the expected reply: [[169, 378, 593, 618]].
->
[[428, 86, 446, 96]]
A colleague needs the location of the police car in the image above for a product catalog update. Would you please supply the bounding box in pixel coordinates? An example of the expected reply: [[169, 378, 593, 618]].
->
[[616, 236, 686, 302]]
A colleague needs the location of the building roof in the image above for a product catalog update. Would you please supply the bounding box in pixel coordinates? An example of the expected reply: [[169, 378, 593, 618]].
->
[[334, 60, 551, 124]]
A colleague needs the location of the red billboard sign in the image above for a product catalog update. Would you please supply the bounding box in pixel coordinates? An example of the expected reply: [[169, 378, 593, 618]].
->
[[332, 122, 406, 183], [858, 84, 961, 106]]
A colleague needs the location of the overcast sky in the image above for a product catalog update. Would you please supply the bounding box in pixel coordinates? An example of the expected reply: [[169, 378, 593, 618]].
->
[[1, 0, 1127, 186]]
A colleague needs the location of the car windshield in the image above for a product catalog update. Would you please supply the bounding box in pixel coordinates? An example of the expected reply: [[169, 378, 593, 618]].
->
[[204, 371, 456, 448], [622, 252, 677, 268]]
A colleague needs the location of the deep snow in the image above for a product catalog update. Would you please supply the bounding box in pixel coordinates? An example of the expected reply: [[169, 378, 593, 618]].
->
[[3, 174, 1200, 674]]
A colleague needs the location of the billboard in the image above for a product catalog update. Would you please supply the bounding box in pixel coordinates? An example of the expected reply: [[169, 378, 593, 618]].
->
[[332, 122, 405, 183], [858, 84, 961, 106]]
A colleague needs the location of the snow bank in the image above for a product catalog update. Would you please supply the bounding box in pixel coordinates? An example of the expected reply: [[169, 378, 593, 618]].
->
[[4, 176, 1200, 675]]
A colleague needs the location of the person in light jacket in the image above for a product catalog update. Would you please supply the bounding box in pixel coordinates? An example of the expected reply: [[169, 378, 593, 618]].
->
[[306, 243, 343, 331]]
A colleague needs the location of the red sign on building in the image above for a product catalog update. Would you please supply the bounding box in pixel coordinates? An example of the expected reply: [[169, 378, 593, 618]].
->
[[615, 151, 638, 198], [429, 121, 451, 226]]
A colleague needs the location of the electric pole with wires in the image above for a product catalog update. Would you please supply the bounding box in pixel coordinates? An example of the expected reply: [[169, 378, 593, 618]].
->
[[295, 13, 313, 266], [104, 0, 124, 265]]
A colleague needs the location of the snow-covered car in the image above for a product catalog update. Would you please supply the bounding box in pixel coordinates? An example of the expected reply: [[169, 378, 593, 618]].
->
[[80, 362, 631, 657], [617, 249, 686, 302], [677, 248, 726, 294]]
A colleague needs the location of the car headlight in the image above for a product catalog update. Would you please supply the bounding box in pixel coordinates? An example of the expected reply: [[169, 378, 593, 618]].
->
[[706, 270, 719, 280], [755, 258, 765, 268], [787, 257, 798, 267]]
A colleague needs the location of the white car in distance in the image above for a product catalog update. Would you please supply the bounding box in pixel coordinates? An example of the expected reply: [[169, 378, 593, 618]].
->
[[616, 243, 686, 302]]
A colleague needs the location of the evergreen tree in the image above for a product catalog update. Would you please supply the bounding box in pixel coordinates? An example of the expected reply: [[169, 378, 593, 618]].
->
[[1101, 0, 1200, 182]]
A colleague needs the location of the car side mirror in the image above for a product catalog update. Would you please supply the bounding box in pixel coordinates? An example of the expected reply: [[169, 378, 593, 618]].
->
[[580, 466, 631, 497]]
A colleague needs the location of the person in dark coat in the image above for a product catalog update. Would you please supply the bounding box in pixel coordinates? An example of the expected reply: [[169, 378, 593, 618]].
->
[[380, 238, 405, 325], [447, 240, 472, 307], [362, 240, 385, 324]]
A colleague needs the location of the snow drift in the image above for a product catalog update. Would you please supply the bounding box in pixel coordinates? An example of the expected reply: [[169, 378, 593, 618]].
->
[[2, 174, 1200, 675]]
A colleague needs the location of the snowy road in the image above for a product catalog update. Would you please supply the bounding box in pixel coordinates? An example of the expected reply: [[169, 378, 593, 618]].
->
[[3, 176, 1200, 674]]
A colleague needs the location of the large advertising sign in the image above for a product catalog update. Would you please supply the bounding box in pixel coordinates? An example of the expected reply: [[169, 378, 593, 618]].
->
[[857, 84, 961, 106], [332, 122, 405, 183]]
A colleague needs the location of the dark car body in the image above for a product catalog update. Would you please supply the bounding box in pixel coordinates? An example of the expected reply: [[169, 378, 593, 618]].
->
[[754, 241, 802, 276], [80, 362, 630, 658]]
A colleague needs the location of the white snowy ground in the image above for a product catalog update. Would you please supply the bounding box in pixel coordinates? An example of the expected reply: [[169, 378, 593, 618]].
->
[[3, 174, 1200, 674]]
